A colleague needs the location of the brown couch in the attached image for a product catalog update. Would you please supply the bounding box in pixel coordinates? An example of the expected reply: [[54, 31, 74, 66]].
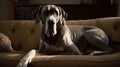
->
[[0, 17, 120, 67]]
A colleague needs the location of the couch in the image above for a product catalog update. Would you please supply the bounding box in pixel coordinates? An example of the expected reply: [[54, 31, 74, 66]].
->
[[0, 17, 120, 67]]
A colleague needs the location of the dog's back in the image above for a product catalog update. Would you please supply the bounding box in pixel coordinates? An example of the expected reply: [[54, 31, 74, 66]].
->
[[68, 25, 110, 54], [68, 25, 98, 42]]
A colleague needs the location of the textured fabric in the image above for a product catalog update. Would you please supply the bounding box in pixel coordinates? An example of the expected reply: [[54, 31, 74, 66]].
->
[[0, 17, 120, 67], [0, 20, 42, 51], [0, 52, 120, 67], [0, 33, 13, 52]]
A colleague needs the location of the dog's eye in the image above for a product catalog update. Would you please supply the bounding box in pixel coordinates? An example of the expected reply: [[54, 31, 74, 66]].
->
[[43, 10, 58, 16], [54, 11, 58, 15], [49, 10, 58, 15], [43, 11, 48, 16]]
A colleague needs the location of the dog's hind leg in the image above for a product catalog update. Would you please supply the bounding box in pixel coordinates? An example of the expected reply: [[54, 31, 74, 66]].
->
[[84, 29, 112, 55]]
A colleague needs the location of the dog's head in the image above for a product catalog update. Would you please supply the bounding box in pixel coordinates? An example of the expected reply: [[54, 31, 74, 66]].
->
[[32, 5, 68, 37]]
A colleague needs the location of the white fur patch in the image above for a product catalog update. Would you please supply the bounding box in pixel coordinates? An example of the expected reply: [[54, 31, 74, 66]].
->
[[17, 49, 37, 67]]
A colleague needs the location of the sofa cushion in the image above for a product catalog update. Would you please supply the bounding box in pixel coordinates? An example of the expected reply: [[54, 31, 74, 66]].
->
[[0, 51, 26, 67], [0, 52, 120, 67], [66, 17, 120, 43], [0, 20, 42, 51], [0, 33, 13, 52], [97, 17, 120, 42], [29, 53, 120, 67]]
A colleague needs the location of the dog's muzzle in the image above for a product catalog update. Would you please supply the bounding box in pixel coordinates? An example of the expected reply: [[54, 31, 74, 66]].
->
[[46, 20, 57, 37]]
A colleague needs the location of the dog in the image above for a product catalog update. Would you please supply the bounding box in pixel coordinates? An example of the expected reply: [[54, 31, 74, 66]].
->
[[17, 5, 112, 67]]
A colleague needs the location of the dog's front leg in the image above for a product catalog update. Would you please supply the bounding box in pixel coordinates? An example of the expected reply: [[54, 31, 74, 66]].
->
[[63, 36, 81, 55], [17, 49, 38, 67], [68, 43, 81, 55]]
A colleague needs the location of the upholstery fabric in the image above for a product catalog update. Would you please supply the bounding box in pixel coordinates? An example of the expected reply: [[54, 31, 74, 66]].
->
[[0, 33, 13, 52], [0, 17, 120, 67]]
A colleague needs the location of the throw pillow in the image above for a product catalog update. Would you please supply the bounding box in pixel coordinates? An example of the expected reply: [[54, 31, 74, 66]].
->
[[0, 33, 13, 52]]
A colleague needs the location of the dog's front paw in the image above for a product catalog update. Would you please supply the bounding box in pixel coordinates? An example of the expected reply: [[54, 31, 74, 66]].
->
[[17, 62, 27, 67], [17, 58, 29, 67]]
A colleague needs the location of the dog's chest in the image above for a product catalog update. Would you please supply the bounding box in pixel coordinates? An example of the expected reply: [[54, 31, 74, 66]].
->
[[43, 35, 63, 47]]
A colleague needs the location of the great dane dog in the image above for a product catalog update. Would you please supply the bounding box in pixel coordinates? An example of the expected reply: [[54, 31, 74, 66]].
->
[[17, 5, 112, 67]]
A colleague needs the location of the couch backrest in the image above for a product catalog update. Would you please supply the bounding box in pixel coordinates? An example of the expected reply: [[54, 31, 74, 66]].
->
[[66, 17, 120, 43], [0, 17, 119, 51], [0, 20, 42, 51]]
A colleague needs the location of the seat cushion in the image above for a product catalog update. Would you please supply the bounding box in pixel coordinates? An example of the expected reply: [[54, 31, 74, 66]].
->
[[30, 53, 120, 67], [0, 52, 120, 67], [0, 51, 26, 67]]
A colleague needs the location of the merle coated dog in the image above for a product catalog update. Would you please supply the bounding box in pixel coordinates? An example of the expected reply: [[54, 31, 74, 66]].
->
[[17, 5, 112, 67]]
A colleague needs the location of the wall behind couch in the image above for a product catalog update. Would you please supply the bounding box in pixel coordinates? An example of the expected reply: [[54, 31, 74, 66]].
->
[[30, 0, 81, 4], [118, 0, 120, 16], [0, 0, 8, 20], [0, 0, 120, 20], [30, 0, 120, 17]]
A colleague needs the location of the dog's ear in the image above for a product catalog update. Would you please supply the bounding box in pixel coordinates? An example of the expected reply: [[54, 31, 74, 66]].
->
[[32, 6, 43, 24], [58, 7, 68, 20], [58, 7, 68, 26]]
